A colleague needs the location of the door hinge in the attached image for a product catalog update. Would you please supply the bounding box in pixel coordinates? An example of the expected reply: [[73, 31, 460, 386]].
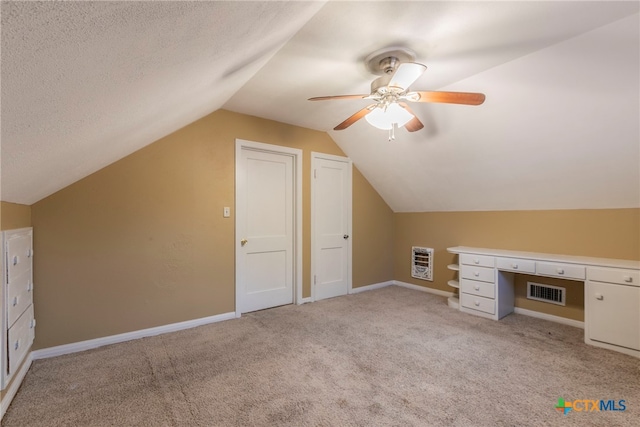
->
[[314, 275, 317, 285], [314, 169, 317, 179]]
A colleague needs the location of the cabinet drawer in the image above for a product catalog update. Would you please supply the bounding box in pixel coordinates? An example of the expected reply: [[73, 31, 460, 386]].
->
[[460, 278, 495, 299], [588, 267, 639, 287], [7, 269, 33, 328], [6, 233, 33, 281], [460, 254, 495, 268], [460, 265, 495, 283], [8, 305, 35, 377], [537, 262, 585, 280], [461, 293, 496, 315], [496, 257, 536, 274]]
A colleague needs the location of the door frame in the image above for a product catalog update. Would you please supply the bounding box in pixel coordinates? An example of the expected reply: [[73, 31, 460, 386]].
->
[[235, 139, 303, 316], [310, 152, 353, 302]]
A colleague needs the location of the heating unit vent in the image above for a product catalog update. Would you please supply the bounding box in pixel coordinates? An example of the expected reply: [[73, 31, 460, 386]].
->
[[527, 282, 566, 306], [411, 246, 433, 281]]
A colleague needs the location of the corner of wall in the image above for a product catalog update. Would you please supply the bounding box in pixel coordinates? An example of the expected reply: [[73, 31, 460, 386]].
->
[[0, 202, 32, 231]]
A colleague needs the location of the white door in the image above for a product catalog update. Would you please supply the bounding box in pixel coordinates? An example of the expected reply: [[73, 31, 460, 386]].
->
[[312, 153, 352, 301], [236, 144, 296, 313]]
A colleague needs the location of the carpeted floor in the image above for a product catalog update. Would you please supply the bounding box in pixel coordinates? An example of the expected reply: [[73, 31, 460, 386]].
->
[[3, 286, 639, 426]]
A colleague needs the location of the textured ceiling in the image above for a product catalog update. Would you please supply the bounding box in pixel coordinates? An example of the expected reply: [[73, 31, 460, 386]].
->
[[1, 1, 325, 204], [2, 1, 639, 212]]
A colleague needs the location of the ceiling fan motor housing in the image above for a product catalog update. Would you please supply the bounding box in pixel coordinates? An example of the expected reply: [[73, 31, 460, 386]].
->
[[379, 56, 400, 74]]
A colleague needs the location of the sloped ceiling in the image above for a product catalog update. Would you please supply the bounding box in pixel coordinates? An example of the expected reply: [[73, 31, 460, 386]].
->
[[1, 1, 326, 204], [2, 1, 639, 212]]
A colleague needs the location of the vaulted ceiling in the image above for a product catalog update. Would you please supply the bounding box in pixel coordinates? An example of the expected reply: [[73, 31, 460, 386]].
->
[[2, 1, 639, 212]]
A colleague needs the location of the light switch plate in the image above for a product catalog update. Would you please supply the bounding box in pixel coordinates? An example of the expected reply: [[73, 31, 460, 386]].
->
[[223, 207, 230, 218]]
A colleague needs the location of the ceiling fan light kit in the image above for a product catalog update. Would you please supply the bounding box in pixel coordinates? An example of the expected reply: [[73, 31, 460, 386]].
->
[[365, 103, 414, 130], [309, 47, 486, 138]]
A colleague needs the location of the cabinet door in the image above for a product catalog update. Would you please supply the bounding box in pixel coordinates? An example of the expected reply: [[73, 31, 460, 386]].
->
[[587, 281, 640, 351]]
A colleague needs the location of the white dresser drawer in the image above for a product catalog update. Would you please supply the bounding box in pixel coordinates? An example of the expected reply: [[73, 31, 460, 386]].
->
[[7, 269, 33, 328], [496, 257, 536, 274], [460, 265, 495, 283], [8, 305, 35, 377], [6, 233, 33, 280], [537, 262, 585, 280], [588, 267, 639, 287], [461, 293, 496, 315], [460, 253, 495, 268], [460, 278, 495, 299]]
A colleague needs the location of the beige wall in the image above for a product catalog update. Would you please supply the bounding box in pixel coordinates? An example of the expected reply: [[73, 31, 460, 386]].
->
[[31, 109, 394, 349], [16, 108, 640, 349], [0, 202, 32, 230], [352, 168, 395, 287], [394, 209, 640, 321]]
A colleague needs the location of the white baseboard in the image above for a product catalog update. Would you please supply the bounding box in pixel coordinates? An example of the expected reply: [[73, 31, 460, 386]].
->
[[393, 280, 455, 298], [298, 297, 312, 304], [513, 307, 584, 329], [349, 280, 394, 294], [1, 353, 33, 421], [32, 311, 237, 360]]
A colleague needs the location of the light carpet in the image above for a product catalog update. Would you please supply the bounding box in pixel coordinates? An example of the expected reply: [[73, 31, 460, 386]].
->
[[3, 286, 639, 426]]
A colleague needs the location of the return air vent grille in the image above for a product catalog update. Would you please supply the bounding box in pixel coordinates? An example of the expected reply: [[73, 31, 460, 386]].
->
[[411, 247, 433, 281], [527, 282, 565, 306]]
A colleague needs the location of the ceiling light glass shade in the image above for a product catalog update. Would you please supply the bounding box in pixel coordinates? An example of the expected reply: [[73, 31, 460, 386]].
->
[[365, 103, 414, 130]]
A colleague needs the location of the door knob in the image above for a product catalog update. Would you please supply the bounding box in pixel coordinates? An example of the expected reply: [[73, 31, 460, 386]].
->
[[343, 235, 349, 239], [240, 239, 248, 246]]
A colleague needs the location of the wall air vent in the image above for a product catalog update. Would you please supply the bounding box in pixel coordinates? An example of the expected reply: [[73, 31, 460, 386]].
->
[[527, 282, 566, 306], [411, 246, 433, 281]]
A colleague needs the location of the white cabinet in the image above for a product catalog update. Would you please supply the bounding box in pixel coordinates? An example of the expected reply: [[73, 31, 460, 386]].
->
[[586, 267, 640, 356], [448, 246, 640, 359], [457, 254, 514, 320], [2, 227, 35, 390]]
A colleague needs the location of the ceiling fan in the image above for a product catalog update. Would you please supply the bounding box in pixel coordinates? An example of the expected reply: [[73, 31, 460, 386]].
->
[[309, 47, 486, 138]]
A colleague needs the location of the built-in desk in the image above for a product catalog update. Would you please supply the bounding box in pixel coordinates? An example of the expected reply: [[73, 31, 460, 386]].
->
[[447, 246, 640, 358]]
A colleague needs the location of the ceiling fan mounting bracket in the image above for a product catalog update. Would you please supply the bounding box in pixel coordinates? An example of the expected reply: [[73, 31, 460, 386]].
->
[[364, 47, 416, 76]]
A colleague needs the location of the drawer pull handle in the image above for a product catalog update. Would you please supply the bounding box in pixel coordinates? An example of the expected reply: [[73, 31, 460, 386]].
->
[[12, 297, 18, 307], [474, 272, 479, 277], [474, 285, 480, 291], [557, 268, 564, 275], [624, 276, 632, 283], [14, 340, 19, 351], [474, 259, 480, 264], [474, 301, 480, 306], [595, 293, 604, 301], [13, 256, 18, 265], [512, 264, 518, 269]]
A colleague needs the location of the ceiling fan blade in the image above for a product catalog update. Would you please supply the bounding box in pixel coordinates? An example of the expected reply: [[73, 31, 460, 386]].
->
[[388, 62, 427, 91], [409, 91, 486, 105], [399, 103, 424, 132], [308, 94, 370, 101], [334, 104, 376, 130]]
